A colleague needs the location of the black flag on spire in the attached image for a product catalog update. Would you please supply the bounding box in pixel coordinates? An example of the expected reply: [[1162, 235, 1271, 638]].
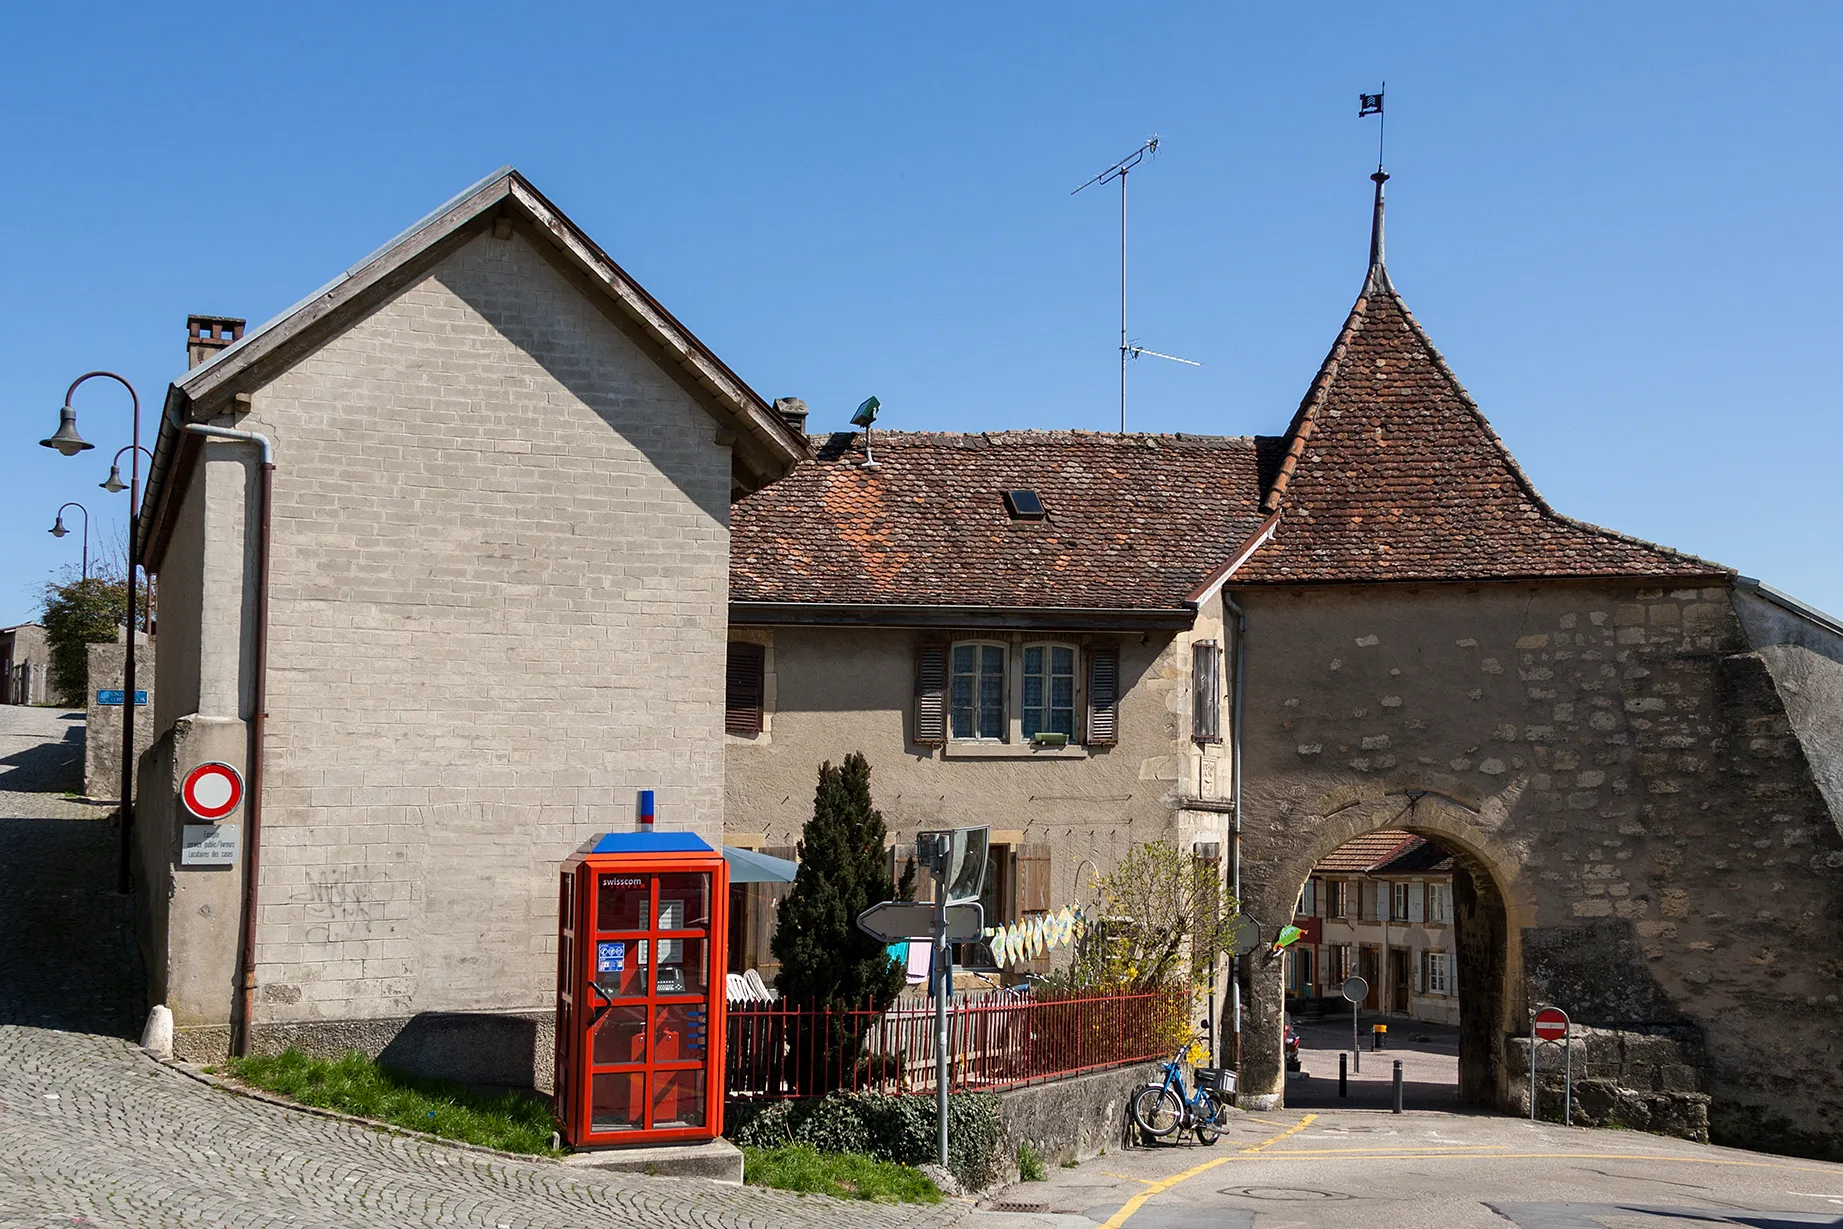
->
[[1359, 91, 1384, 117]]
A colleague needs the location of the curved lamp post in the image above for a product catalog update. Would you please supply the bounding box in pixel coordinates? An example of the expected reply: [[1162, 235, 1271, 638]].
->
[[41, 371, 141, 895], [50, 502, 90, 580], [101, 444, 153, 495]]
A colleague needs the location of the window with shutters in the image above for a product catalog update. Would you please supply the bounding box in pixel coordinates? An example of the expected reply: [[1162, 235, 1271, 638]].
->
[[1327, 880, 1349, 919], [1426, 882, 1452, 924], [1191, 640, 1222, 742], [725, 642, 766, 736], [950, 642, 1008, 740], [1085, 641, 1119, 746], [1021, 643, 1077, 740], [1296, 878, 1318, 918], [914, 642, 947, 746], [1390, 881, 1411, 922]]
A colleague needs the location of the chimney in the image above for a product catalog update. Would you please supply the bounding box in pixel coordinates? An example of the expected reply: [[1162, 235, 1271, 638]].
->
[[773, 397, 809, 434], [187, 315, 246, 370]]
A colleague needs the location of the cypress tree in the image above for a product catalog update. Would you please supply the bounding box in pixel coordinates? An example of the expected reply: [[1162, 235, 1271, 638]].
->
[[772, 753, 913, 1090]]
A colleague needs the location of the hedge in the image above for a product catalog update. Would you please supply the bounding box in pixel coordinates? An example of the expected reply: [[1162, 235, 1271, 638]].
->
[[727, 1091, 1001, 1191]]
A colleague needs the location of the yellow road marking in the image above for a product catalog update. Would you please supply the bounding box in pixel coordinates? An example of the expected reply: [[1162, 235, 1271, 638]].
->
[[1097, 1113, 1318, 1229], [1236, 1149, 1843, 1174]]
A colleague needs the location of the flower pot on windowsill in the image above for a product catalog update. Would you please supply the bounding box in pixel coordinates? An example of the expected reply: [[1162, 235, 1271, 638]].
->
[[1030, 732, 1069, 749]]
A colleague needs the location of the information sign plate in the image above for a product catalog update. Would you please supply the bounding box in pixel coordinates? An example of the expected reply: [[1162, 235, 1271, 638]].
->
[[95, 690, 148, 706], [180, 824, 240, 867]]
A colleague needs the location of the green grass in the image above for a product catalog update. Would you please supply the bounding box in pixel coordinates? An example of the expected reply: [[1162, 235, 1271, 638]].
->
[[1017, 1142, 1048, 1182], [742, 1145, 941, 1204], [227, 1048, 560, 1155]]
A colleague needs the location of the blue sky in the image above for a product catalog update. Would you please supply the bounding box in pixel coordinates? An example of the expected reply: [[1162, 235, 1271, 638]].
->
[[4, 3, 1838, 625]]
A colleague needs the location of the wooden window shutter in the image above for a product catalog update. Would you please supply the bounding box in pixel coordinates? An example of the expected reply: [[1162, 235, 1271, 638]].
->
[[914, 639, 947, 746], [1191, 641, 1222, 742], [1085, 641, 1119, 746], [725, 641, 766, 735], [1017, 843, 1053, 914]]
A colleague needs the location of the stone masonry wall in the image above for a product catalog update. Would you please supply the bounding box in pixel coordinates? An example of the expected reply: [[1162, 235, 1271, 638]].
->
[[206, 225, 732, 1054], [1230, 581, 1843, 1158]]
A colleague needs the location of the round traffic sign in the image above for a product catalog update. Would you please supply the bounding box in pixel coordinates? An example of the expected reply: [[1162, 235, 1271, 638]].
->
[[1341, 976, 1368, 1004], [1533, 1007, 1569, 1042], [181, 761, 244, 821]]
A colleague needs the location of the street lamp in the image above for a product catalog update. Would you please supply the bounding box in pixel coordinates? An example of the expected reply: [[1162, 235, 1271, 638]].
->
[[50, 502, 90, 580], [101, 444, 152, 495], [42, 371, 142, 895]]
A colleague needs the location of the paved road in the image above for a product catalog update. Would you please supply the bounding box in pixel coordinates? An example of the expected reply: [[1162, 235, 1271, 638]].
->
[[971, 1107, 1843, 1229], [1288, 1014, 1461, 1112], [0, 706, 952, 1229]]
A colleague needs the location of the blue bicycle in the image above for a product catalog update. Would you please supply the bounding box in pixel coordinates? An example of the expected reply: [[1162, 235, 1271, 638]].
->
[[1131, 1051, 1232, 1145]]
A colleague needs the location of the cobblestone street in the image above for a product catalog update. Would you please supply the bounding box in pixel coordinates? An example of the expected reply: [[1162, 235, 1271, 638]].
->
[[0, 707, 956, 1229]]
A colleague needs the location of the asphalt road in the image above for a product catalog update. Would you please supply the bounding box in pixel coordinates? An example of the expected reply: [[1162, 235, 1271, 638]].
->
[[970, 1108, 1843, 1229]]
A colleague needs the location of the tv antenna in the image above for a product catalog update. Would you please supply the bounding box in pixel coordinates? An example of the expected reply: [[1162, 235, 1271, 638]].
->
[[1073, 135, 1200, 431]]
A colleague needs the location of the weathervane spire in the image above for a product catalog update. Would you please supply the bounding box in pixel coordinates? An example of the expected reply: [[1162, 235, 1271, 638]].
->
[[1359, 85, 1389, 277]]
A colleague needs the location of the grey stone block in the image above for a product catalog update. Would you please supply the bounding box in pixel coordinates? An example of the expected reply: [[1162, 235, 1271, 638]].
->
[[564, 1137, 743, 1184]]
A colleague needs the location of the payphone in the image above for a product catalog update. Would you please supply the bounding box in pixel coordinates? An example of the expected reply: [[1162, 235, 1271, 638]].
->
[[554, 831, 729, 1148]]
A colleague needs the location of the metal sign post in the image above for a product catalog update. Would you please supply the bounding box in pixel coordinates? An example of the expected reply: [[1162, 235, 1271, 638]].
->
[[1529, 1006, 1572, 1125], [860, 826, 988, 1169], [1342, 977, 1368, 1074]]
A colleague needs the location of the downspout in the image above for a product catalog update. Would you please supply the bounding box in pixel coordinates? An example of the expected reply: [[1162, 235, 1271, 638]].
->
[[186, 423, 273, 1058], [1223, 593, 1247, 1070]]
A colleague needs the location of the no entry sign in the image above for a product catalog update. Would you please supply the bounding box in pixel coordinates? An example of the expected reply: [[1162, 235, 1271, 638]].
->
[[181, 761, 244, 820], [1533, 1007, 1569, 1042]]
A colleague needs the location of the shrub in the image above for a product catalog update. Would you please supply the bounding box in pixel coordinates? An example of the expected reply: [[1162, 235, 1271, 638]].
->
[[729, 1090, 1001, 1191], [1017, 1141, 1048, 1182]]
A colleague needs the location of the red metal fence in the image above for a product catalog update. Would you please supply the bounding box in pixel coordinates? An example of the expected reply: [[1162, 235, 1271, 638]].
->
[[725, 988, 1183, 1101]]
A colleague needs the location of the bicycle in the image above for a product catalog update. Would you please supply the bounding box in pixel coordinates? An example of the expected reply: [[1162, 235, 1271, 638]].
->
[[1130, 1050, 1232, 1145]]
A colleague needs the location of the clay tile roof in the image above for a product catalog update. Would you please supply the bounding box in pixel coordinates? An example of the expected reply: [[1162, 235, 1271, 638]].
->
[[1311, 829, 1419, 874], [730, 431, 1273, 611], [1370, 835, 1455, 876], [1237, 268, 1731, 586]]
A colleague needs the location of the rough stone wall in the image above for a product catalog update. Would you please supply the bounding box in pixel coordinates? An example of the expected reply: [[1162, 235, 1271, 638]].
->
[[153, 224, 734, 1056], [1230, 581, 1843, 1157], [84, 642, 154, 799], [723, 598, 1236, 921]]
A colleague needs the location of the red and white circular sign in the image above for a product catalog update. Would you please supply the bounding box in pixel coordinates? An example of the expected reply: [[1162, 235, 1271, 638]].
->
[[181, 761, 244, 820], [1533, 1007, 1569, 1042]]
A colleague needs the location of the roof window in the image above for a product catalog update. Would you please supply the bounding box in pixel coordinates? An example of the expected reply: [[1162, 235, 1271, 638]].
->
[[1002, 490, 1047, 520]]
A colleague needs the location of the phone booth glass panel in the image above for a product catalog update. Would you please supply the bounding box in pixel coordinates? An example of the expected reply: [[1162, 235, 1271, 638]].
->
[[556, 832, 727, 1148]]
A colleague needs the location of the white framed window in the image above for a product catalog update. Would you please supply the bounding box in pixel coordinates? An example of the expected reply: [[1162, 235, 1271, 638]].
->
[[1424, 951, 1452, 995], [950, 642, 1008, 740], [1426, 883, 1452, 924], [1021, 643, 1077, 740], [1297, 878, 1318, 918], [1390, 882, 1411, 922], [1327, 880, 1348, 919]]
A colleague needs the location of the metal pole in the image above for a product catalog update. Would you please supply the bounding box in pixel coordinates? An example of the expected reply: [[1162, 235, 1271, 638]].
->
[[1392, 1059, 1403, 1114], [1338, 1051, 1347, 1098], [1119, 168, 1128, 433], [935, 865, 949, 1168], [1529, 1014, 1537, 1121], [1563, 1025, 1572, 1128], [1353, 997, 1360, 1074]]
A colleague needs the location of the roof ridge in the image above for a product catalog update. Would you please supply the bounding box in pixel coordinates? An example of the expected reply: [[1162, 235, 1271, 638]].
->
[[1260, 269, 1380, 514], [808, 429, 1261, 446]]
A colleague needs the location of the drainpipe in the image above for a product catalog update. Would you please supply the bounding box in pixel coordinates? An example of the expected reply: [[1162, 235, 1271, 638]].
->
[[1223, 594, 1247, 1070], [186, 423, 273, 1058]]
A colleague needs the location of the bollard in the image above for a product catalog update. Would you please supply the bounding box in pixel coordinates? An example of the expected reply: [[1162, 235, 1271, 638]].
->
[[1392, 1059, 1403, 1114], [1339, 1051, 1348, 1098]]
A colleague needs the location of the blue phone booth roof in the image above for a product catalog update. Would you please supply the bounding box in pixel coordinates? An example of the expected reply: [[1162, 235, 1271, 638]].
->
[[585, 831, 715, 855]]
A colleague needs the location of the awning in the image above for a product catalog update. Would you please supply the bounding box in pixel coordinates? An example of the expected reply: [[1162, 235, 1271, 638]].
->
[[723, 846, 798, 884]]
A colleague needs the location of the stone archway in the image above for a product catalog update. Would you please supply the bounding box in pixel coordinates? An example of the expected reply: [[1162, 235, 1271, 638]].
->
[[1237, 789, 1535, 1111]]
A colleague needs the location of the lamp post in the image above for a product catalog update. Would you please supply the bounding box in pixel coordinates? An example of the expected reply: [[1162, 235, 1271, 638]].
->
[[101, 444, 152, 496], [50, 502, 90, 580], [41, 371, 142, 895]]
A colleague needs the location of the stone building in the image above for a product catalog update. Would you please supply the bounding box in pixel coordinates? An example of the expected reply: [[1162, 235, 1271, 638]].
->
[[131, 168, 807, 1076], [727, 173, 1843, 1157], [1288, 829, 1458, 1026], [1, 623, 50, 705], [1223, 175, 1843, 1155]]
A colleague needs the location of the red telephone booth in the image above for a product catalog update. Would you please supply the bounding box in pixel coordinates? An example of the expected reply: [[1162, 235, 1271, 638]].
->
[[554, 832, 729, 1148]]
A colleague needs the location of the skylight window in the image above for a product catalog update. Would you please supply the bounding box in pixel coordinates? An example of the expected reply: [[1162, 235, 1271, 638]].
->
[[1003, 489, 1046, 520]]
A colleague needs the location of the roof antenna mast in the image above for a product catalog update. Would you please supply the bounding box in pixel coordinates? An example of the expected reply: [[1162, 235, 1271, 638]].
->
[[1073, 136, 1200, 433]]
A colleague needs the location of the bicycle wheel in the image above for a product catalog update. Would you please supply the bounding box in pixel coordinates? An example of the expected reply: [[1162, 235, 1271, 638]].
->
[[1193, 1096, 1223, 1146], [1131, 1085, 1183, 1138]]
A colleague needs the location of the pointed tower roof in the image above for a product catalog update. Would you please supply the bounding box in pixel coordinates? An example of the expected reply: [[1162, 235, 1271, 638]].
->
[[1236, 177, 1727, 586]]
